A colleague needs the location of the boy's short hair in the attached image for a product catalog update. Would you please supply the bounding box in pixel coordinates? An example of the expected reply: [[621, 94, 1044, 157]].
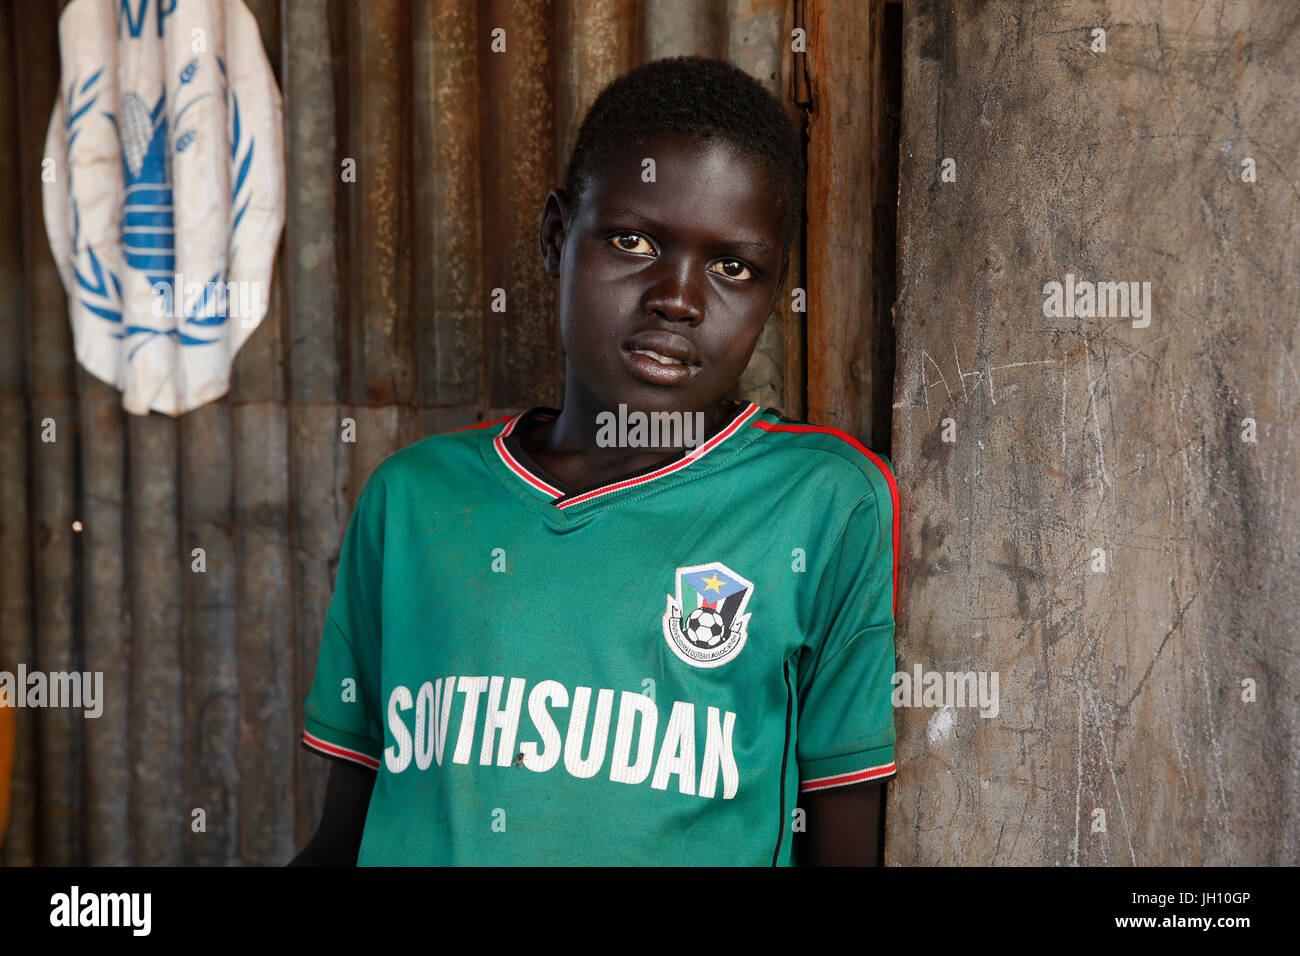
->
[[564, 56, 805, 252]]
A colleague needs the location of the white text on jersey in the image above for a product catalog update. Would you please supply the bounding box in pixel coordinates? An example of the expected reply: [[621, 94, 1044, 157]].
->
[[384, 677, 740, 799]]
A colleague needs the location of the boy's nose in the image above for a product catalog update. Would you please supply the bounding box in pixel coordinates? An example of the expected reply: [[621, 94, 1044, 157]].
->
[[641, 258, 704, 324]]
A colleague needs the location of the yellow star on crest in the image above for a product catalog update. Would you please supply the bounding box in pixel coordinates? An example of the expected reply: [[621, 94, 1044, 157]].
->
[[701, 573, 725, 593]]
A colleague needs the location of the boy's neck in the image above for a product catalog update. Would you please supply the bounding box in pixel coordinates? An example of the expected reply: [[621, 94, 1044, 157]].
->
[[536, 384, 742, 460]]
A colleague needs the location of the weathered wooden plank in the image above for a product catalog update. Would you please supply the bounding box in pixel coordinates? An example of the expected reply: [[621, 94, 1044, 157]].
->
[[413, 0, 484, 409], [14, 0, 81, 866], [804, 0, 888, 443], [480, 0, 557, 409], [0, 0, 35, 869], [890, 0, 1299, 865]]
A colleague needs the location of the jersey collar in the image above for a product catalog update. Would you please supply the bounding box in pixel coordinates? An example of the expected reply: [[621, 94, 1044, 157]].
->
[[493, 401, 763, 509]]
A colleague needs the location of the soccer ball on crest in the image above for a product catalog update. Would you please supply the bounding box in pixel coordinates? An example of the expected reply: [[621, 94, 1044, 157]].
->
[[685, 606, 727, 648]]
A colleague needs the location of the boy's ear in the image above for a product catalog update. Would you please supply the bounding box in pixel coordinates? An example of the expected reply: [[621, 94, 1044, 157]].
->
[[539, 188, 572, 277]]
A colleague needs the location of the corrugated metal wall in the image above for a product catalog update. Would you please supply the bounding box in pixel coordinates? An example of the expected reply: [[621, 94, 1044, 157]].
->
[[0, 0, 900, 865]]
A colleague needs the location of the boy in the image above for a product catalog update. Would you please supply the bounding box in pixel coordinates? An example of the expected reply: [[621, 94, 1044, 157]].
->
[[291, 56, 898, 866]]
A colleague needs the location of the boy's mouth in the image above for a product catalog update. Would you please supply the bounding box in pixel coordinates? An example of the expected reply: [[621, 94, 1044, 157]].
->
[[623, 347, 698, 385], [629, 348, 686, 365], [622, 332, 700, 386]]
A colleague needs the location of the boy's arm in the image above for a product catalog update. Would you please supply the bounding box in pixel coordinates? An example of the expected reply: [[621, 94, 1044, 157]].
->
[[294, 470, 388, 867], [795, 780, 885, 866], [288, 759, 377, 866], [796, 456, 898, 867]]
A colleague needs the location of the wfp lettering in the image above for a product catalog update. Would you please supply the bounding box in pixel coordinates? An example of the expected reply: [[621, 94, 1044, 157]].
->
[[385, 676, 740, 799]]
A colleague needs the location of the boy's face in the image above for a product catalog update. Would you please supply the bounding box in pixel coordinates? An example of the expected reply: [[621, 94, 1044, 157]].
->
[[541, 135, 788, 415]]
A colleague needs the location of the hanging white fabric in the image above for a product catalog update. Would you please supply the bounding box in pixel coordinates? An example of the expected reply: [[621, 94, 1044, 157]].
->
[[43, 0, 285, 417]]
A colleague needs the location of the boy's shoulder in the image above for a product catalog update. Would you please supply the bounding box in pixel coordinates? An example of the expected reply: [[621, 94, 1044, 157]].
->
[[749, 407, 897, 507]]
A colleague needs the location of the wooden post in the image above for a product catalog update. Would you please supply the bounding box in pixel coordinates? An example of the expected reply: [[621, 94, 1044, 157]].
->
[[804, 0, 896, 447]]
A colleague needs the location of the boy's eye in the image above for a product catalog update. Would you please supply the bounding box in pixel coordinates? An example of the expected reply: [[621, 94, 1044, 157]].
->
[[610, 233, 655, 255], [709, 259, 754, 281]]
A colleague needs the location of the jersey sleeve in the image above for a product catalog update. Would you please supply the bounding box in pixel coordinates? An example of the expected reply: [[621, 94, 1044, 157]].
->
[[795, 468, 898, 793], [301, 471, 387, 771]]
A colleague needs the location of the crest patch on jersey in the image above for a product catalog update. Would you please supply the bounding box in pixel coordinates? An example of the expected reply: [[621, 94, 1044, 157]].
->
[[662, 562, 753, 668]]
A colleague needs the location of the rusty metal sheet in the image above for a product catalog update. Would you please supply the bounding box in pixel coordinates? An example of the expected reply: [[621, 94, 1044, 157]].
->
[[480, 0, 558, 409], [414, 0, 485, 408], [345, 0, 414, 408], [644, 0, 722, 60], [282, 0, 344, 845], [180, 402, 238, 865], [14, 0, 82, 866], [79, 383, 132, 865], [0, 0, 35, 869]]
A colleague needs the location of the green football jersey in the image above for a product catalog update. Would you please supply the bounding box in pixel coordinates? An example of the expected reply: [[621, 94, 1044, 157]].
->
[[302, 401, 899, 866]]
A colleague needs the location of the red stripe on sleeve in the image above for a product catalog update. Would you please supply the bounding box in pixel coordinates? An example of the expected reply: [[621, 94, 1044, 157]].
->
[[302, 730, 381, 771], [799, 762, 897, 792]]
